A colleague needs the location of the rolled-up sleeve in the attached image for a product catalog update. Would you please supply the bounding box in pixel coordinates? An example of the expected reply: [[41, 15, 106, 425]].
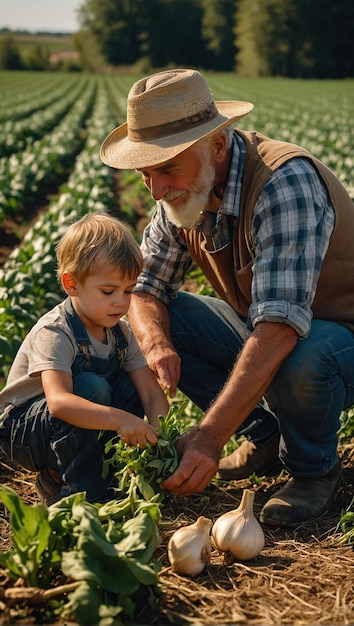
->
[[249, 158, 335, 338], [134, 203, 193, 304]]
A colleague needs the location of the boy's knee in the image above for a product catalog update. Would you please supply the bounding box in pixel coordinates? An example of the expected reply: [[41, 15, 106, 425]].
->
[[73, 373, 112, 404]]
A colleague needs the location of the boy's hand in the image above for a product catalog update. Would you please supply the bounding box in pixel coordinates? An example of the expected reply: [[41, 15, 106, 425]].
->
[[117, 416, 158, 448]]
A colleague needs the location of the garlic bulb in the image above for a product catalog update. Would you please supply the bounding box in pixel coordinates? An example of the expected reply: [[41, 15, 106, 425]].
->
[[168, 516, 212, 575], [212, 489, 264, 560]]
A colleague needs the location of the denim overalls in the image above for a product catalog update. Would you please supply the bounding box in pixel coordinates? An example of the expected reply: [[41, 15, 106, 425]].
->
[[0, 298, 144, 502]]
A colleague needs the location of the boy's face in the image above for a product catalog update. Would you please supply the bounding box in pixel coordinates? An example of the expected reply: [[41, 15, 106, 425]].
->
[[68, 264, 136, 337]]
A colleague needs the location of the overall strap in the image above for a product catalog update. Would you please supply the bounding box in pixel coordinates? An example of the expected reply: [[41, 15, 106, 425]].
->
[[64, 297, 128, 363], [64, 297, 91, 363], [110, 323, 128, 363]]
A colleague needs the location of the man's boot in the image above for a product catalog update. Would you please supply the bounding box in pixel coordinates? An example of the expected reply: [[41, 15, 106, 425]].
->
[[216, 432, 282, 480], [260, 458, 342, 527]]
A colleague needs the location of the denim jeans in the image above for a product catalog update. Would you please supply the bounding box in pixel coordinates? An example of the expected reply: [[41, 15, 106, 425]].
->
[[266, 319, 354, 476], [0, 371, 144, 502], [168, 291, 279, 441], [168, 292, 354, 476]]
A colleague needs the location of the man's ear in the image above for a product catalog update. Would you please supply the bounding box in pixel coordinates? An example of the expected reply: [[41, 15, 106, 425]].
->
[[212, 132, 227, 163], [62, 272, 77, 296]]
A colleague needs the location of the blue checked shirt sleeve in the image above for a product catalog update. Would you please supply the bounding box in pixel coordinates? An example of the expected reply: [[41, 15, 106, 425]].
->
[[134, 203, 193, 304], [249, 158, 335, 338]]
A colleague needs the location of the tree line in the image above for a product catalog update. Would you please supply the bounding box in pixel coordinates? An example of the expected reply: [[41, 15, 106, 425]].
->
[[76, 0, 354, 78], [1, 0, 353, 77]]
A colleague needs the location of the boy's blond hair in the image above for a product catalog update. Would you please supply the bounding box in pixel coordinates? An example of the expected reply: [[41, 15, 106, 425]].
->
[[56, 212, 143, 283]]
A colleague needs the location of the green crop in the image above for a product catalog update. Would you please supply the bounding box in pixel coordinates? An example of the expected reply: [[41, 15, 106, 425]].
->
[[0, 486, 162, 625], [0, 401, 187, 622], [103, 401, 186, 501], [335, 497, 354, 546]]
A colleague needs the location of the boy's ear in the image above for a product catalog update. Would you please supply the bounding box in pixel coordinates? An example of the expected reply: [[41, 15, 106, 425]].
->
[[62, 272, 77, 295]]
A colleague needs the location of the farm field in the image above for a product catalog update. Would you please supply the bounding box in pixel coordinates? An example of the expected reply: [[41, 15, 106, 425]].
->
[[0, 32, 76, 57], [0, 70, 353, 626]]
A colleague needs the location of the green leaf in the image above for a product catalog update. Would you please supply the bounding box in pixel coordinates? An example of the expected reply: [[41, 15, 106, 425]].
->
[[0, 486, 52, 586], [118, 512, 161, 563], [0, 335, 12, 357], [136, 474, 155, 501], [123, 555, 159, 586], [64, 580, 107, 626], [61, 550, 139, 594]]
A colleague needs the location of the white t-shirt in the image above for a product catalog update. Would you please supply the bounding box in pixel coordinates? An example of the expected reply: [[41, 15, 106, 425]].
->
[[0, 300, 146, 424]]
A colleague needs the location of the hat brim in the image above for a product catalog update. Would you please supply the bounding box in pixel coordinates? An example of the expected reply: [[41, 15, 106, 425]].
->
[[100, 101, 253, 170]]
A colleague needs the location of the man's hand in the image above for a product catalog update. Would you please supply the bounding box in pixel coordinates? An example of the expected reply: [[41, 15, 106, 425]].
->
[[145, 344, 181, 398], [160, 427, 221, 495]]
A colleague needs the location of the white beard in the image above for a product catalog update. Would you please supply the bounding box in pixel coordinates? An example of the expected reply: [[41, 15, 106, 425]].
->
[[162, 149, 216, 230]]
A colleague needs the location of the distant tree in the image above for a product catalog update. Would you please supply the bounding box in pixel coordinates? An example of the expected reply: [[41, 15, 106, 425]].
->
[[73, 30, 106, 73], [201, 0, 238, 71], [255, 0, 305, 77], [297, 0, 354, 78], [78, 0, 145, 65], [0, 34, 23, 70], [235, 0, 354, 78], [234, 0, 268, 76], [236, 0, 306, 77], [77, 0, 206, 69], [23, 44, 51, 71], [143, 0, 205, 68]]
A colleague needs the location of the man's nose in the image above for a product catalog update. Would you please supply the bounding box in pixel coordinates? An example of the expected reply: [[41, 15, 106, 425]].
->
[[150, 174, 169, 201]]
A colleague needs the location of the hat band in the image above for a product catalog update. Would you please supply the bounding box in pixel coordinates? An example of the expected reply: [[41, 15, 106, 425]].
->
[[128, 101, 219, 142]]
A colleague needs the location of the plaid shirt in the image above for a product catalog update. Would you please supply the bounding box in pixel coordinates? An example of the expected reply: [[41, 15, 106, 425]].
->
[[135, 132, 335, 338]]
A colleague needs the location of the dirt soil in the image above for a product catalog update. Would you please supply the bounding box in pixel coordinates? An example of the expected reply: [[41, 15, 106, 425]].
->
[[0, 444, 353, 626]]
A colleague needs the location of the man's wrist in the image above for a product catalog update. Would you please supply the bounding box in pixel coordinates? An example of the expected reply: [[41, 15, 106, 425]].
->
[[145, 342, 172, 356], [195, 423, 224, 459]]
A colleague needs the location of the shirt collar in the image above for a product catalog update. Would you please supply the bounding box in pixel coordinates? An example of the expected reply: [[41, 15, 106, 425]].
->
[[218, 131, 245, 219], [195, 132, 245, 251]]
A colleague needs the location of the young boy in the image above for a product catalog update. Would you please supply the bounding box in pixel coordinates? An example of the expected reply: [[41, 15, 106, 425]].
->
[[0, 212, 169, 504]]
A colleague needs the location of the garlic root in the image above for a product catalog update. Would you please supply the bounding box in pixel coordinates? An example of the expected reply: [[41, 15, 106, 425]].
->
[[212, 488, 264, 560], [168, 516, 212, 576]]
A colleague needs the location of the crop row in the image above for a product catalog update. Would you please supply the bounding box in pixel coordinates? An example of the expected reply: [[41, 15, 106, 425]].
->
[[0, 72, 76, 122], [207, 75, 354, 197], [0, 73, 352, 216], [0, 77, 91, 158], [0, 78, 118, 378], [0, 78, 96, 221]]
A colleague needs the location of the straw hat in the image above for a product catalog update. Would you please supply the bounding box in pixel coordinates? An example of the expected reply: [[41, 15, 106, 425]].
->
[[100, 68, 254, 169]]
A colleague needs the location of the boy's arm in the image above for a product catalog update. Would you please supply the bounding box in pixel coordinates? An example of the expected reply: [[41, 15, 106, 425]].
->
[[128, 365, 170, 428], [41, 369, 158, 448]]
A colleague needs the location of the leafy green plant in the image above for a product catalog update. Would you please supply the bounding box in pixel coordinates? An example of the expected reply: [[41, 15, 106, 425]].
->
[[338, 406, 354, 445], [186, 266, 219, 298], [0, 486, 59, 587], [335, 497, 354, 546], [0, 486, 162, 625], [103, 401, 187, 501]]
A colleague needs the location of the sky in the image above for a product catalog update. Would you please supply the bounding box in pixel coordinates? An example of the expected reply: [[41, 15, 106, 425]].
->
[[0, 0, 82, 33]]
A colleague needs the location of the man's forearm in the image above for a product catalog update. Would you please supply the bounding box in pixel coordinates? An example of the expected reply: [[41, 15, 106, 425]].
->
[[129, 292, 172, 354], [129, 292, 182, 396]]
